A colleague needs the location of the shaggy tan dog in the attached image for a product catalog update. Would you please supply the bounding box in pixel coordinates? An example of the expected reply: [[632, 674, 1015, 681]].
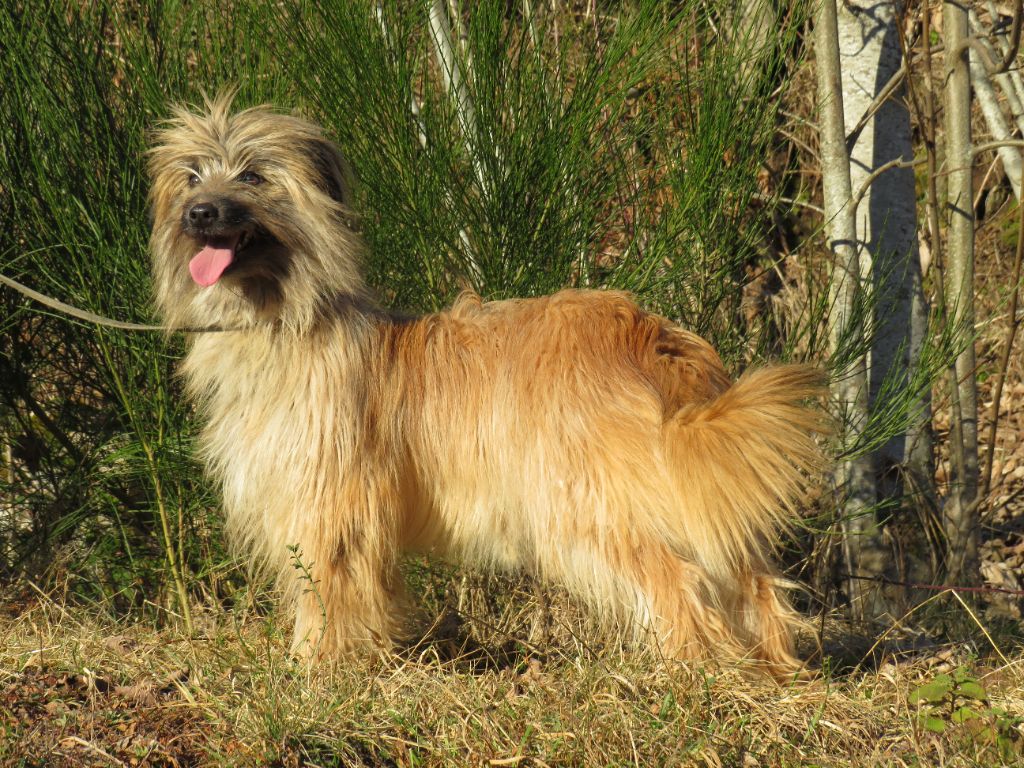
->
[[148, 95, 826, 677]]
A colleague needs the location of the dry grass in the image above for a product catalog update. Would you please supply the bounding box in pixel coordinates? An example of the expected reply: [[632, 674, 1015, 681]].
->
[[2, 587, 1023, 768]]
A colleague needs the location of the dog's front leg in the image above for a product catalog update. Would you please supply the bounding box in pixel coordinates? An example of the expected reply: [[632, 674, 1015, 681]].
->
[[289, 472, 407, 661]]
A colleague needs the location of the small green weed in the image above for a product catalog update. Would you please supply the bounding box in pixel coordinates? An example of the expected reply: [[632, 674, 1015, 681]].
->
[[910, 667, 1023, 761]]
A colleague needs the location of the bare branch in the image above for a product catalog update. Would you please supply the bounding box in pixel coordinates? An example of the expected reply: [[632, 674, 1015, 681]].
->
[[850, 158, 926, 219], [844, 44, 943, 153], [972, 138, 1024, 155], [952, 0, 1024, 77], [997, 0, 1024, 73], [975, 8, 1024, 135], [951, 35, 1000, 74]]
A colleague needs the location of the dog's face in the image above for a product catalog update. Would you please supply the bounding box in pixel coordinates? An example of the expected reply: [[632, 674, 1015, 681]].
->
[[148, 95, 364, 331]]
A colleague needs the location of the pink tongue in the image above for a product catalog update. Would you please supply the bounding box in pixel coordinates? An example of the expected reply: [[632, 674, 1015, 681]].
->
[[189, 238, 238, 286]]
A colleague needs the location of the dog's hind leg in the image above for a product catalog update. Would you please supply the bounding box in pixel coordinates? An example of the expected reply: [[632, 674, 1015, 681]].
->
[[560, 534, 746, 665], [727, 569, 804, 678], [630, 545, 802, 677], [655, 364, 824, 676], [630, 545, 748, 664]]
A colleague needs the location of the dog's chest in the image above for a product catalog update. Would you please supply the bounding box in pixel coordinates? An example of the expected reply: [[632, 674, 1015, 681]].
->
[[186, 334, 365, 519]]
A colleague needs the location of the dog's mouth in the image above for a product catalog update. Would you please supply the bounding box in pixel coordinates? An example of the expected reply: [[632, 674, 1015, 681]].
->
[[188, 229, 265, 287]]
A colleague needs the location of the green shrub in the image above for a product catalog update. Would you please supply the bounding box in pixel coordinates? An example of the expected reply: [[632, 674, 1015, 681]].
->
[[0, 0, 810, 617]]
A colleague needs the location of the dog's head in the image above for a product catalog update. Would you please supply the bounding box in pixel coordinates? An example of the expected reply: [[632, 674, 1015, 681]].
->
[[148, 93, 364, 331]]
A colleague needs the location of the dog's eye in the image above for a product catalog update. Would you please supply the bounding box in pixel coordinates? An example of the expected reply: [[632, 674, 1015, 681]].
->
[[238, 171, 264, 186], [188, 172, 201, 187]]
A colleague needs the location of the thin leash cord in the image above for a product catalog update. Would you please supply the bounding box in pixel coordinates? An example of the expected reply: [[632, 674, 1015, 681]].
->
[[0, 271, 230, 333]]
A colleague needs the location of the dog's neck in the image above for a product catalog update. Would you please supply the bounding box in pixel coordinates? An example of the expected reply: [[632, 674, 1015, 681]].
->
[[181, 296, 381, 402]]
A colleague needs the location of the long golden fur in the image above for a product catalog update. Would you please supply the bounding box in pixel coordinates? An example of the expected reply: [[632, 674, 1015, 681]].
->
[[148, 94, 827, 678]]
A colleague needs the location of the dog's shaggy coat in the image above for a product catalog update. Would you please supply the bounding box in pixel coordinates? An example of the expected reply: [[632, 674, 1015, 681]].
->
[[148, 95, 826, 677]]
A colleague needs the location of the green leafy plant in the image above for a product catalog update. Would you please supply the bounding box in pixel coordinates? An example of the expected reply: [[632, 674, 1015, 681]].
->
[[287, 543, 328, 657], [910, 667, 1022, 760], [0, 0, 289, 612]]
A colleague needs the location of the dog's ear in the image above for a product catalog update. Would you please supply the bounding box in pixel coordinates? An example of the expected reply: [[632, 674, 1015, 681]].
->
[[307, 137, 354, 209]]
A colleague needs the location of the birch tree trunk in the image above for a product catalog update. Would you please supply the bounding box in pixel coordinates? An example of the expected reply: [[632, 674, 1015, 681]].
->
[[942, 0, 980, 584], [428, 0, 485, 284], [967, 31, 1023, 201], [728, 0, 777, 80], [815, 0, 883, 620], [837, 1, 933, 602]]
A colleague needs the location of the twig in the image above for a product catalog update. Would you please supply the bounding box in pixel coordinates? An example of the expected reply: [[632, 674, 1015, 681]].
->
[[26, 581, 73, 622], [981, 199, 1024, 498], [975, 8, 1024, 136], [894, 10, 926, 136], [841, 572, 1024, 598], [847, 577, 1013, 671], [996, 0, 1024, 73], [753, 192, 824, 215], [951, 35, 1000, 74], [973, 155, 1003, 214], [850, 158, 926, 220], [903, 4, 952, 577], [920, 1, 945, 286], [972, 138, 1024, 155], [985, 483, 1024, 518], [850, 590, 949, 678], [948, 589, 1010, 666], [844, 44, 943, 154], [59, 736, 128, 768], [846, 68, 904, 154]]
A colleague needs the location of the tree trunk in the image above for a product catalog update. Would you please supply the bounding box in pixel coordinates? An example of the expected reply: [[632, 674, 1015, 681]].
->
[[728, 0, 778, 80], [942, 0, 980, 584], [815, 0, 883, 621], [837, 1, 934, 605], [428, 0, 485, 283], [975, 6, 1024, 138], [966, 19, 1023, 201]]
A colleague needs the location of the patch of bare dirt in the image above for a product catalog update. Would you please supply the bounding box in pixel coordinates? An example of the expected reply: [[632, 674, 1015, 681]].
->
[[1, 666, 206, 767]]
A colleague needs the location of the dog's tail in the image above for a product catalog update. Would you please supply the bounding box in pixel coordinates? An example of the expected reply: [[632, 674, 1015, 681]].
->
[[662, 364, 828, 576]]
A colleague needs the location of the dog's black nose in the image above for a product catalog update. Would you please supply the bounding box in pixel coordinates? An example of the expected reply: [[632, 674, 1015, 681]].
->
[[188, 202, 219, 228]]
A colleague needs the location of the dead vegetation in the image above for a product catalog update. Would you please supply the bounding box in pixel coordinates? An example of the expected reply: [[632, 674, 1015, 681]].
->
[[0, 584, 1021, 768]]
